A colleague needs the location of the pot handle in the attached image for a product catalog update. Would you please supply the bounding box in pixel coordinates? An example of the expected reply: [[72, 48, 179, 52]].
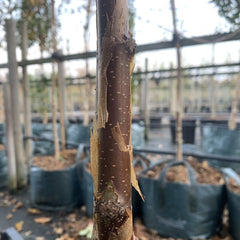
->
[[132, 158, 148, 171], [158, 160, 198, 212], [158, 160, 197, 185], [222, 168, 240, 185]]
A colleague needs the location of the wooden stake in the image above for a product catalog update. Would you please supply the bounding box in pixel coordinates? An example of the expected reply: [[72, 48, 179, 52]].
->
[[6, 19, 26, 188], [21, 21, 32, 171], [57, 50, 67, 150], [3, 84, 17, 191], [144, 58, 150, 140]]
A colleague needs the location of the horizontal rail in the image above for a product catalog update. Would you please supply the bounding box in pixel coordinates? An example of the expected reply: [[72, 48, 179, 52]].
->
[[1, 31, 240, 69]]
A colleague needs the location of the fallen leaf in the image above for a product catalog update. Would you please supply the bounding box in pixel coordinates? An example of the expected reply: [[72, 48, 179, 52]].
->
[[54, 227, 64, 235], [36, 237, 45, 240], [25, 231, 32, 236], [27, 208, 42, 214], [34, 217, 52, 224], [202, 161, 209, 169], [15, 221, 24, 232], [79, 223, 93, 238], [6, 213, 13, 219], [14, 201, 23, 209]]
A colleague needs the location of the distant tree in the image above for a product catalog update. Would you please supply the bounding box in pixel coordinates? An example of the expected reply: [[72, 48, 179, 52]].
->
[[210, 0, 240, 29], [17, 0, 52, 56]]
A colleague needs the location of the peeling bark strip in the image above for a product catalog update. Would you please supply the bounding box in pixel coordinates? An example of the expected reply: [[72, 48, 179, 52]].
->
[[91, 0, 136, 239]]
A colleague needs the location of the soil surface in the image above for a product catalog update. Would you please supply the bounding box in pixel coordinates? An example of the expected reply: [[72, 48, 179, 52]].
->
[[144, 157, 224, 185], [33, 149, 77, 171]]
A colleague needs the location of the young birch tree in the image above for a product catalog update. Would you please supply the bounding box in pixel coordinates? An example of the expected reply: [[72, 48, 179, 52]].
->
[[170, 0, 183, 161], [51, 0, 60, 159], [91, 0, 141, 239]]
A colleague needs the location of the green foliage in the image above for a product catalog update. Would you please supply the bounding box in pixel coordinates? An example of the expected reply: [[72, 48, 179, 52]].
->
[[30, 74, 50, 114], [17, 0, 52, 51], [210, 0, 240, 29]]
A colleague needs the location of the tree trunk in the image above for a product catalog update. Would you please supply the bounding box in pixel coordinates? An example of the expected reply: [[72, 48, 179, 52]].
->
[[91, 0, 138, 239], [57, 50, 67, 151], [51, 0, 60, 160], [170, 0, 183, 161], [21, 21, 32, 172], [6, 19, 27, 188]]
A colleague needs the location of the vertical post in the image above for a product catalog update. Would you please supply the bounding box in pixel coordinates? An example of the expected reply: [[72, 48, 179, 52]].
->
[[3, 84, 17, 191], [6, 19, 26, 188], [51, 0, 60, 160], [210, 44, 216, 117], [144, 58, 150, 140], [21, 21, 32, 170], [229, 75, 240, 130], [170, 0, 183, 161], [83, 0, 92, 126], [57, 50, 67, 150], [0, 85, 4, 123]]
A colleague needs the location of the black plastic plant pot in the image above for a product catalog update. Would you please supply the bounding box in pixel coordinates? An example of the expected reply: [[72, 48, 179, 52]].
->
[[170, 119, 196, 144], [140, 160, 226, 239], [202, 124, 240, 171], [150, 117, 162, 129], [30, 159, 82, 211]]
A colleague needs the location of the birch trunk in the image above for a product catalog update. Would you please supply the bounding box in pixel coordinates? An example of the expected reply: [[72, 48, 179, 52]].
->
[[170, 0, 183, 161], [51, 0, 60, 160], [91, 1, 138, 239]]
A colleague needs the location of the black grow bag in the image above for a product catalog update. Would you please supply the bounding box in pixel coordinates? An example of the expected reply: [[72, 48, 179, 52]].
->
[[202, 124, 240, 171], [79, 157, 94, 217], [0, 150, 8, 188], [222, 168, 240, 240], [132, 156, 151, 219], [67, 124, 91, 146], [140, 160, 226, 239], [30, 152, 82, 211], [170, 119, 196, 144], [32, 123, 61, 155]]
